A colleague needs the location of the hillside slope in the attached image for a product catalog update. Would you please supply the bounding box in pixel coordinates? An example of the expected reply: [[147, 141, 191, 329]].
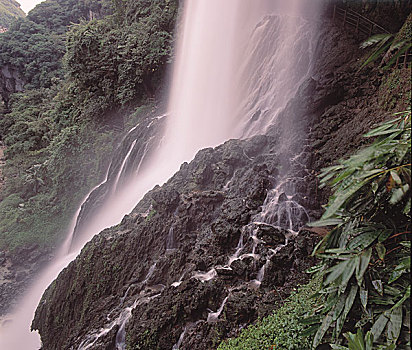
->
[[0, 0, 24, 29]]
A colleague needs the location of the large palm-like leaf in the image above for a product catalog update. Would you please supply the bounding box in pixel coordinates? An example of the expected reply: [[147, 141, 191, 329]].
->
[[307, 111, 411, 349], [359, 29, 411, 70]]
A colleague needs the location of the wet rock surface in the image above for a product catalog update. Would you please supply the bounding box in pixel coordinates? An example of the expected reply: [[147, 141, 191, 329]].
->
[[32, 14, 410, 350], [0, 65, 25, 108], [33, 111, 324, 348]]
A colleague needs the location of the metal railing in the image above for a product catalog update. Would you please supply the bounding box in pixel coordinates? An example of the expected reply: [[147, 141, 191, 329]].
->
[[332, 5, 411, 69], [394, 48, 412, 69], [332, 5, 389, 37]]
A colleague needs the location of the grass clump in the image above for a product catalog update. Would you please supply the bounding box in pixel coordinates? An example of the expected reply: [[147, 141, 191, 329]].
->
[[218, 277, 321, 350]]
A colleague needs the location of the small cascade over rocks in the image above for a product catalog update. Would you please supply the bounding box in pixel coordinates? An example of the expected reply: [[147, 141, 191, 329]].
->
[[77, 260, 164, 350], [259, 178, 310, 233], [69, 112, 166, 252], [165, 208, 180, 250], [207, 295, 230, 323], [172, 325, 188, 350]]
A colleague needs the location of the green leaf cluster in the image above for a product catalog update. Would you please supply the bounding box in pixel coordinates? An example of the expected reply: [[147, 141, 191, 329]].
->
[[330, 329, 396, 350], [360, 13, 412, 70], [308, 110, 411, 349]]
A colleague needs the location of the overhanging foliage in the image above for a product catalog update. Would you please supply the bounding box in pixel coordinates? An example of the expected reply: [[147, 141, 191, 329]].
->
[[307, 110, 411, 349]]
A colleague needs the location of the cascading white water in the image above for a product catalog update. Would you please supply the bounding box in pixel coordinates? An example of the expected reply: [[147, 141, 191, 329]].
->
[[0, 1, 321, 348], [235, 14, 320, 138]]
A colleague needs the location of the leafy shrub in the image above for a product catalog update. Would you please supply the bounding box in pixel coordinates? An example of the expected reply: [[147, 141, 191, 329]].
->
[[0, 88, 55, 154], [360, 14, 412, 70], [27, 0, 111, 34], [0, 18, 65, 90], [0, 0, 110, 93]]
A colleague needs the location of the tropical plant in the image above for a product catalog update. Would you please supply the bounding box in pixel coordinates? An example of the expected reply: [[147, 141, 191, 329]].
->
[[359, 14, 412, 70], [360, 33, 411, 70], [306, 110, 411, 349], [330, 329, 396, 350]]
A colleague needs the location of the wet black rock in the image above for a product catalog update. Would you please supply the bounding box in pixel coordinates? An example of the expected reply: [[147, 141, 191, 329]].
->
[[215, 266, 235, 277], [278, 192, 288, 203], [230, 260, 246, 276], [255, 224, 286, 246]]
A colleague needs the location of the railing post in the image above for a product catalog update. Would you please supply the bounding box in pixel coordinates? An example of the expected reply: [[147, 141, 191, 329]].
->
[[404, 48, 409, 69], [356, 16, 360, 34], [369, 23, 373, 36], [343, 9, 347, 27], [333, 5, 336, 20]]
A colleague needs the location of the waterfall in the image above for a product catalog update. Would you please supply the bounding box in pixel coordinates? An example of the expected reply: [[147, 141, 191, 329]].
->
[[235, 14, 320, 138], [0, 1, 322, 348]]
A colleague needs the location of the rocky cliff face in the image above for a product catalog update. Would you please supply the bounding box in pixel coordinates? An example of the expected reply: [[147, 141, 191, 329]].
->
[[32, 12, 410, 350], [0, 64, 25, 108]]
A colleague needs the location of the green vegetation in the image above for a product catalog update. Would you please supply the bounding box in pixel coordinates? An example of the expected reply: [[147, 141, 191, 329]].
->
[[218, 277, 321, 350], [0, 18, 65, 89], [379, 69, 411, 111], [27, 0, 111, 34], [0, 0, 178, 250], [0, 0, 110, 92], [64, 0, 178, 118], [359, 13, 411, 71], [308, 110, 411, 349], [0, 0, 24, 28]]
